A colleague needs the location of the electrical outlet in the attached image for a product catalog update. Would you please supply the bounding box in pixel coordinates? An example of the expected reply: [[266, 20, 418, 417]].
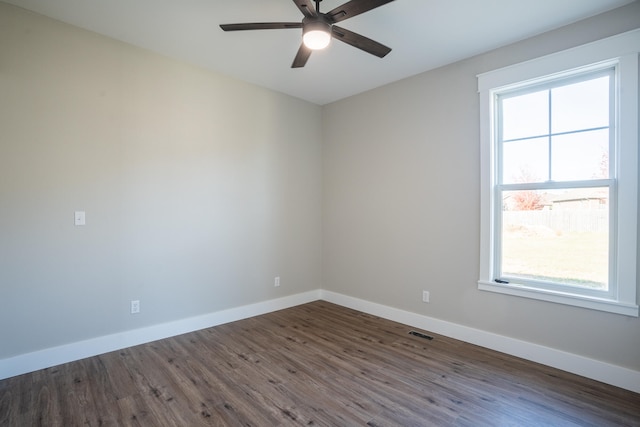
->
[[131, 300, 140, 314], [422, 291, 430, 303], [274, 276, 280, 287]]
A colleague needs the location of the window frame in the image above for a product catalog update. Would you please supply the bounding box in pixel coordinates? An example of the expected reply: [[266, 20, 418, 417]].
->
[[496, 68, 615, 300], [477, 30, 639, 317]]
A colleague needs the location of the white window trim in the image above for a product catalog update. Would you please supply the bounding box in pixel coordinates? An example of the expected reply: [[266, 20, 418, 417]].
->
[[477, 29, 639, 317]]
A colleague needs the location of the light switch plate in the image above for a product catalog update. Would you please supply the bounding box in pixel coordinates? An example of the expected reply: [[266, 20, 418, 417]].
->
[[74, 211, 86, 226]]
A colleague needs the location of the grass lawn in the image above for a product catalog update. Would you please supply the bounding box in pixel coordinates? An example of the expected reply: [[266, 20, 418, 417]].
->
[[502, 229, 608, 289]]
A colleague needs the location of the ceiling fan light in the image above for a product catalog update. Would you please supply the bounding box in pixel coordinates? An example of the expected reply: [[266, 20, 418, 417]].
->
[[303, 21, 331, 50]]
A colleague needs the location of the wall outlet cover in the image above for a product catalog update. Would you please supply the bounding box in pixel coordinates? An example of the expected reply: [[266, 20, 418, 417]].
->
[[130, 300, 140, 314], [422, 291, 430, 303]]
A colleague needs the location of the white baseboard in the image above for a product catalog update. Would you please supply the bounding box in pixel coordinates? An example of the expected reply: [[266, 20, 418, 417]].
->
[[3, 288, 638, 395], [0, 290, 321, 381], [319, 290, 640, 394]]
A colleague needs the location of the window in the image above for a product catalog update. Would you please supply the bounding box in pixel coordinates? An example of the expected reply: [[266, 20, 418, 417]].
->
[[478, 30, 639, 316]]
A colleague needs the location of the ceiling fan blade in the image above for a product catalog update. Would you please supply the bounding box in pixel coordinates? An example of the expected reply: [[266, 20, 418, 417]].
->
[[292, 43, 312, 68], [326, 0, 396, 23], [292, 0, 318, 18], [220, 22, 302, 31], [331, 25, 391, 58]]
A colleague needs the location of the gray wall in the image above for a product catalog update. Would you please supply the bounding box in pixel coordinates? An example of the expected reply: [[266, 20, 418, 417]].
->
[[322, 2, 640, 371], [0, 3, 322, 359]]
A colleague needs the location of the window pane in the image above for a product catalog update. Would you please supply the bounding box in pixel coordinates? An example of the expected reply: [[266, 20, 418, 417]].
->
[[552, 76, 610, 134], [502, 137, 548, 184], [551, 129, 609, 181], [501, 187, 609, 290], [502, 90, 549, 141]]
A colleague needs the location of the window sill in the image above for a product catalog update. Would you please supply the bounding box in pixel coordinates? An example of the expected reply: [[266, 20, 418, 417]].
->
[[478, 280, 638, 317]]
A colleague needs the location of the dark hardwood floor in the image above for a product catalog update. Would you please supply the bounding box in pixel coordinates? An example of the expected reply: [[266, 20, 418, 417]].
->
[[1, 301, 639, 426]]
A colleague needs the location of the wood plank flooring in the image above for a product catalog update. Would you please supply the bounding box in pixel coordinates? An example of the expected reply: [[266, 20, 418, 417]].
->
[[1, 301, 639, 426]]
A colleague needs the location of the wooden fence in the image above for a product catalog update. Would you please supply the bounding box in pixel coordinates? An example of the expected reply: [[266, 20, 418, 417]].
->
[[503, 210, 608, 233]]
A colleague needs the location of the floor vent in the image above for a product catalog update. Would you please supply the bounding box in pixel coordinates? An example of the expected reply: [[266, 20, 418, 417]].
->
[[409, 330, 434, 340]]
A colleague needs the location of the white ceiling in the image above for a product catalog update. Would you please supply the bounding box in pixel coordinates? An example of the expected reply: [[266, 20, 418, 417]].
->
[[4, 0, 635, 105]]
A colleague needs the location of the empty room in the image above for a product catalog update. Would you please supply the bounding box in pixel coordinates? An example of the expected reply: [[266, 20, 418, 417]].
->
[[1, 0, 639, 425]]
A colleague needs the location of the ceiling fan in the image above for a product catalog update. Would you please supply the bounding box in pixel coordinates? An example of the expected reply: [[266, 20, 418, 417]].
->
[[220, 0, 396, 68]]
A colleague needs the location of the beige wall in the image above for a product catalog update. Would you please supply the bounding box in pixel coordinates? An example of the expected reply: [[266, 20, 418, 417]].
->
[[0, 3, 322, 359], [322, 2, 640, 371]]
